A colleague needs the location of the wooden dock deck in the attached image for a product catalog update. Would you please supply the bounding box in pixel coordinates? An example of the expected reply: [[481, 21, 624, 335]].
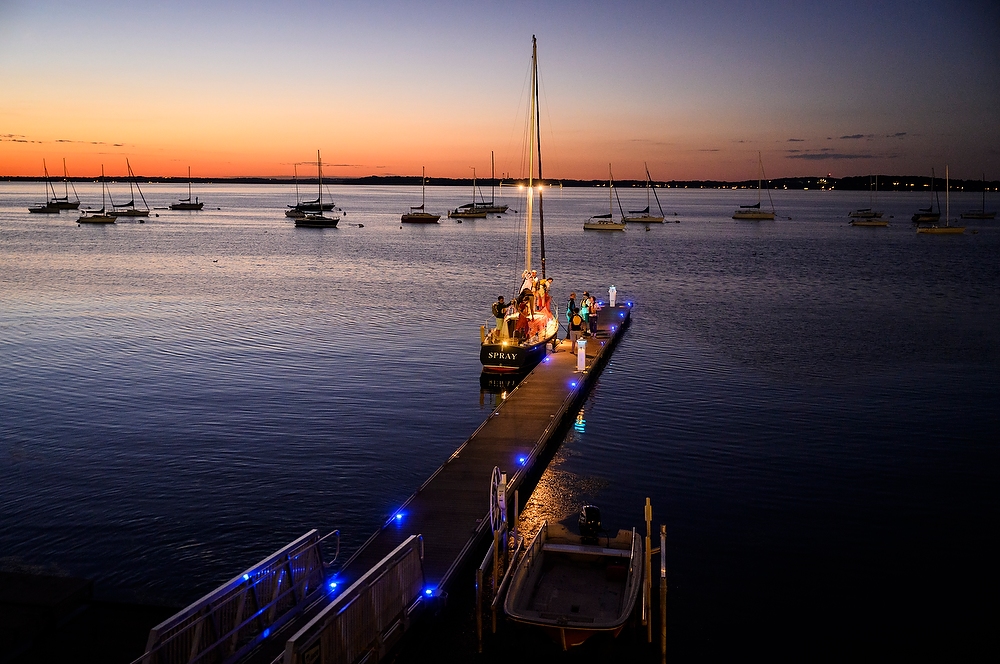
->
[[333, 302, 632, 594]]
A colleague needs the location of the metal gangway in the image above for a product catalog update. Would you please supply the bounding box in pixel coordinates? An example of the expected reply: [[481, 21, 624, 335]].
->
[[135, 530, 428, 664]]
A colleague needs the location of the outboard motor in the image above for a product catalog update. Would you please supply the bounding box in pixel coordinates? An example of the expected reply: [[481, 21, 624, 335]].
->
[[578, 504, 601, 543]]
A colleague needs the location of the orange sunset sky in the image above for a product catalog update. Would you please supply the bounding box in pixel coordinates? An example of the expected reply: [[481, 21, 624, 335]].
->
[[2, 1, 998, 181]]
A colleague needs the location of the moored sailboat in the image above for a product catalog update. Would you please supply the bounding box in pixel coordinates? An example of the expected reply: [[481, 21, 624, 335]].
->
[[960, 174, 996, 219], [77, 165, 117, 224], [733, 152, 776, 219], [622, 162, 665, 223], [295, 150, 339, 228], [480, 36, 558, 374], [911, 169, 941, 223], [456, 151, 509, 214], [449, 167, 489, 219], [584, 164, 626, 231], [28, 160, 60, 213], [169, 166, 204, 210], [917, 166, 964, 234], [113, 159, 150, 217], [401, 166, 441, 223], [849, 174, 884, 221], [49, 158, 81, 210]]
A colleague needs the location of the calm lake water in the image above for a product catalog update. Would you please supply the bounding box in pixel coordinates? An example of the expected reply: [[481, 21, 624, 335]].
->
[[1, 182, 997, 659]]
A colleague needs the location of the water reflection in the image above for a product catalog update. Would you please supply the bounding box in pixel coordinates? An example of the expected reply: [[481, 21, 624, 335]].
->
[[514, 446, 609, 539]]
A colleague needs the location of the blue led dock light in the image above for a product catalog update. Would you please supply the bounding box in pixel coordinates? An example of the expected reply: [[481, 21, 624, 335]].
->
[[424, 587, 434, 597], [242, 574, 250, 581], [517, 455, 527, 466]]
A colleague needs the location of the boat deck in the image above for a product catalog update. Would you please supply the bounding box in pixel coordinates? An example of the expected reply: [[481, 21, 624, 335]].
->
[[518, 552, 630, 624]]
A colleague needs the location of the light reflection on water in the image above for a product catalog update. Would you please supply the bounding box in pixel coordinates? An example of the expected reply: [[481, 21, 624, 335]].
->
[[1, 183, 997, 655]]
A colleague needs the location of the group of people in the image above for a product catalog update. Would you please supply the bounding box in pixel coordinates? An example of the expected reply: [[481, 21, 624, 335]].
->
[[491, 269, 554, 341], [565, 290, 599, 342], [489, 270, 602, 345]]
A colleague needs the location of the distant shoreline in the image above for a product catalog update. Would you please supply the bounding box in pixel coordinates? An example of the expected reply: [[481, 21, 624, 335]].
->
[[3, 174, 997, 192]]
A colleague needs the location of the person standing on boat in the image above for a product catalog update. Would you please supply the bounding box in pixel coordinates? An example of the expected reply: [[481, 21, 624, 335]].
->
[[492, 296, 508, 338], [536, 281, 552, 316], [519, 269, 537, 315]]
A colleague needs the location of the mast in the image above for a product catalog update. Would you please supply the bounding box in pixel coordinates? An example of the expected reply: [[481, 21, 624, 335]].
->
[[317, 150, 322, 210], [524, 36, 536, 274], [42, 159, 55, 202], [421, 166, 426, 208], [609, 163, 613, 216], [62, 158, 79, 204], [533, 37, 546, 279], [293, 163, 299, 205], [187, 166, 192, 202], [101, 164, 106, 212], [647, 162, 664, 216], [945, 165, 949, 226], [757, 151, 763, 206], [490, 151, 495, 206]]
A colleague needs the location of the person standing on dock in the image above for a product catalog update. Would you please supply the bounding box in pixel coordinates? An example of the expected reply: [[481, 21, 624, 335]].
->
[[566, 292, 578, 340], [579, 294, 590, 337], [584, 291, 598, 336]]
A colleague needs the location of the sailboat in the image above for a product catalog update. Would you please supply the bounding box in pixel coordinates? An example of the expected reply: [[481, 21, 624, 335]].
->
[[584, 164, 626, 231], [479, 36, 559, 374], [113, 159, 150, 217], [733, 152, 776, 219], [448, 167, 488, 219], [849, 175, 885, 222], [295, 150, 339, 228], [49, 158, 81, 209], [456, 152, 509, 214], [401, 166, 441, 223], [960, 174, 996, 219], [77, 165, 117, 224], [285, 164, 306, 219], [622, 162, 665, 223], [28, 160, 61, 213], [169, 166, 204, 210], [911, 169, 941, 223], [917, 166, 964, 234]]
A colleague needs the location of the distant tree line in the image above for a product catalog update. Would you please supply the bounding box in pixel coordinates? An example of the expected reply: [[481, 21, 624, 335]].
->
[[5, 174, 998, 191]]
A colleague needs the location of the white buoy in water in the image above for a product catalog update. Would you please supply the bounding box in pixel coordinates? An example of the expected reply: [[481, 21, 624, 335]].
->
[[577, 338, 587, 372]]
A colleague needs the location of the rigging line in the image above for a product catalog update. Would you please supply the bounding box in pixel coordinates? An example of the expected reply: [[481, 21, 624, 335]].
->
[[534, 42, 546, 279], [500, 55, 534, 184], [647, 164, 664, 216]]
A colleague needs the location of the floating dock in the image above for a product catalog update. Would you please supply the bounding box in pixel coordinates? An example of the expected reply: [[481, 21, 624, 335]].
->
[[139, 301, 632, 664]]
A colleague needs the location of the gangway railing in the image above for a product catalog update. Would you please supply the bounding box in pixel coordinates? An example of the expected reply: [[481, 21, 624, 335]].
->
[[140, 529, 335, 664], [283, 535, 426, 664]]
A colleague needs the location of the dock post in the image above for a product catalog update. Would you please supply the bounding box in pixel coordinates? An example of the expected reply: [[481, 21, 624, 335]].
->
[[513, 489, 519, 542], [645, 497, 652, 642], [660, 524, 667, 662], [476, 565, 484, 652], [492, 528, 500, 634]]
